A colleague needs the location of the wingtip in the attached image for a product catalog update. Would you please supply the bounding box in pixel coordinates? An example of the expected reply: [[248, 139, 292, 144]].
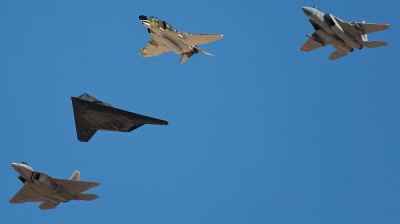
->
[[157, 120, 169, 125], [78, 138, 90, 143]]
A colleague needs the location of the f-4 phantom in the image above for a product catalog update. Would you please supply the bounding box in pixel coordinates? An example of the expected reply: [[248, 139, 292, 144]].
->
[[71, 93, 168, 142], [9, 162, 99, 210], [138, 15, 223, 64], [300, 7, 389, 60]]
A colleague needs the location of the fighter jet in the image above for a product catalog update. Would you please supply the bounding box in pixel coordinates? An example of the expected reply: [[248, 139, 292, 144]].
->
[[71, 93, 168, 142], [138, 15, 223, 64], [9, 162, 99, 210], [300, 7, 389, 60]]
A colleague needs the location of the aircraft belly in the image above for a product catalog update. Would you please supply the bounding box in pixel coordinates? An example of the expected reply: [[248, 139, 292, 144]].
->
[[315, 30, 352, 52], [312, 17, 334, 36], [161, 31, 189, 51], [52, 191, 71, 202], [161, 37, 182, 54], [83, 111, 127, 131], [315, 30, 332, 44], [37, 185, 71, 203], [331, 25, 362, 49], [28, 184, 52, 199], [76, 101, 126, 130], [42, 195, 62, 204]]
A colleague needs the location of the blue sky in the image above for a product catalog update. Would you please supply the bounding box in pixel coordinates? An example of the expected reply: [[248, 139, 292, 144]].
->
[[0, 1, 399, 223]]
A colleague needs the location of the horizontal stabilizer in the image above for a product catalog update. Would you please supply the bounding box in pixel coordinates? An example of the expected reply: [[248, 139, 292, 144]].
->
[[180, 54, 191, 64], [358, 23, 389, 34], [365, 41, 388, 48], [74, 193, 99, 201], [196, 48, 214, 56], [179, 47, 214, 64], [329, 50, 347, 60], [39, 200, 58, 210]]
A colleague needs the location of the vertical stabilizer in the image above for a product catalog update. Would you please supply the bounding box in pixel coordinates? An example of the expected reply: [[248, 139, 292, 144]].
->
[[361, 19, 368, 41], [69, 170, 80, 181]]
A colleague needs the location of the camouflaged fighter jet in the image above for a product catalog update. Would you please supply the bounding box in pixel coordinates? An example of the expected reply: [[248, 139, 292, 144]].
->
[[300, 7, 389, 60], [138, 15, 223, 64], [9, 162, 99, 210], [71, 93, 168, 142]]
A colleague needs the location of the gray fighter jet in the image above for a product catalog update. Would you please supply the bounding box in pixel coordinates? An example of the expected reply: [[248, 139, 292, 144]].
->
[[138, 15, 223, 64], [300, 7, 389, 60], [71, 93, 168, 142], [9, 162, 99, 210]]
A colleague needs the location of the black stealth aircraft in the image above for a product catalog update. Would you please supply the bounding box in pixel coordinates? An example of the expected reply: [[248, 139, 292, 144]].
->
[[71, 93, 168, 142]]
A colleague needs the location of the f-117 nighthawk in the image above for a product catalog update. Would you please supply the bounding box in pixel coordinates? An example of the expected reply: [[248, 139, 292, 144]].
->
[[300, 7, 389, 60], [9, 162, 99, 210], [71, 93, 168, 142], [138, 15, 223, 64]]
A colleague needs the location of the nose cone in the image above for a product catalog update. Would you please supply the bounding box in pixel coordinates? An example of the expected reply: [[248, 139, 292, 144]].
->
[[302, 7, 313, 16], [138, 15, 147, 21], [11, 163, 20, 170]]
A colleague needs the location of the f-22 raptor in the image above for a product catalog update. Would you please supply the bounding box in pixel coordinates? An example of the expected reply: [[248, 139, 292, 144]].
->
[[9, 162, 99, 210], [300, 7, 389, 60], [138, 15, 223, 64]]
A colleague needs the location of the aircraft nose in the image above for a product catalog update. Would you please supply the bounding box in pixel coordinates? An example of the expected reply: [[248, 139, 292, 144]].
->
[[302, 7, 313, 16], [11, 163, 20, 169], [138, 15, 147, 21]]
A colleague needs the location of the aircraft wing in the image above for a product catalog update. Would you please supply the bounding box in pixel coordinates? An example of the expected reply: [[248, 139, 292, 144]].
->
[[139, 35, 170, 57], [9, 185, 42, 203], [179, 33, 223, 46], [127, 123, 145, 132], [329, 50, 347, 60], [73, 115, 97, 142], [357, 23, 389, 34], [39, 200, 59, 210], [299, 34, 324, 52], [53, 178, 100, 194]]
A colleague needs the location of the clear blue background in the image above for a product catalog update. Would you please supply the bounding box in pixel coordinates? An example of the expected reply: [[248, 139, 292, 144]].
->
[[0, 1, 398, 223]]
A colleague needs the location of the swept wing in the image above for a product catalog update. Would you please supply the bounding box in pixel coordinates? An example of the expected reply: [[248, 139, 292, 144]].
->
[[53, 178, 100, 194], [9, 186, 42, 203], [357, 23, 389, 34], [140, 36, 170, 57], [74, 117, 97, 142], [179, 33, 223, 46], [299, 33, 325, 52], [334, 18, 389, 35]]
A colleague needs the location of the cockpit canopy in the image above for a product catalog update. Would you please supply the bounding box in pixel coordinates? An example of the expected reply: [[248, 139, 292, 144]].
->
[[148, 16, 175, 31], [21, 162, 30, 166], [78, 93, 112, 107]]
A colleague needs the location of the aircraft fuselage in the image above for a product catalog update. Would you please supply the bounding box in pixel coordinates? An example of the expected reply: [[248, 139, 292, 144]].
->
[[139, 15, 194, 54], [302, 7, 363, 52]]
